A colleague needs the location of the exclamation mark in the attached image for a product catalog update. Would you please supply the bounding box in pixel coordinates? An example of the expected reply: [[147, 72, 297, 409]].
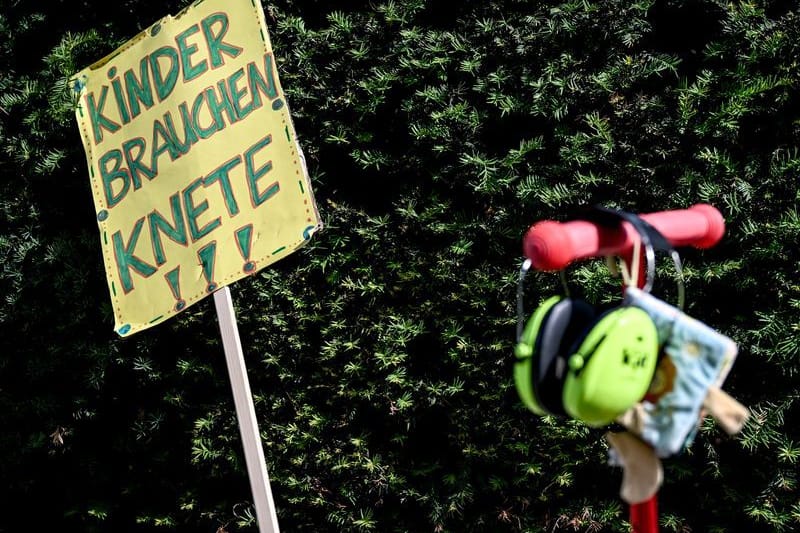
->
[[235, 224, 257, 273], [165, 267, 185, 311], [198, 241, 217, 293]]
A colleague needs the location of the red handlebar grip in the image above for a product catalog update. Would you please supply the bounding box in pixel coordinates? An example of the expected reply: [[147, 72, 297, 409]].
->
[[523, 204, 725, 271]]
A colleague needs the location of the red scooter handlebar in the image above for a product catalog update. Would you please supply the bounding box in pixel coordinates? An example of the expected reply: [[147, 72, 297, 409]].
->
[[522, 204, 725, 271]]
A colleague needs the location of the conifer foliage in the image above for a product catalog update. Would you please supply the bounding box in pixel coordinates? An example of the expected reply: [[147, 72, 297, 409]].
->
[[1, 0, 799, 531]]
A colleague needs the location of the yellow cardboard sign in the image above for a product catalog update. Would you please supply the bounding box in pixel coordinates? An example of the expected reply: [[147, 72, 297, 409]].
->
[[73, 0, 321, 337]]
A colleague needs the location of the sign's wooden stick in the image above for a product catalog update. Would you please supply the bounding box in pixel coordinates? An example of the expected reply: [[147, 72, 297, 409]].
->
[[214, 286, 280, 533]]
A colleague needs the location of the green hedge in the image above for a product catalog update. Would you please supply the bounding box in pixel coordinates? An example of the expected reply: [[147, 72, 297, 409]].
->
[[1, 0, 798, 531]]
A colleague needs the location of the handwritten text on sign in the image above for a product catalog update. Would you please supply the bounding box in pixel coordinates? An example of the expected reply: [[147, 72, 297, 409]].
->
[[74, 0, 320, 336]]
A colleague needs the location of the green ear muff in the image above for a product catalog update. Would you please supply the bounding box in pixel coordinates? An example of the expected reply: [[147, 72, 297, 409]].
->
[[515, 295, 597, 417], [514, 295, 561, 415], [562, 306, 659, 427]]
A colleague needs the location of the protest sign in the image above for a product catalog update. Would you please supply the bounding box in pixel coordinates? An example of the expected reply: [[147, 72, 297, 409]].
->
[[74, 0, 320, 337]]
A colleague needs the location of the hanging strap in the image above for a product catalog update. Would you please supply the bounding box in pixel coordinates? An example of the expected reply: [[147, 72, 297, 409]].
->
[[582, 206, 685, 310], [586, 206, 674, 251]]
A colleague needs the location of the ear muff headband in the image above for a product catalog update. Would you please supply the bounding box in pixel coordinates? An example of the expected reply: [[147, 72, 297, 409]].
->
[[586, 206, 685, 309]]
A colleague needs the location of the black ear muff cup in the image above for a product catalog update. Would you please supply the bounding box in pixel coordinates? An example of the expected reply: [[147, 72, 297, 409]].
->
[[532, 298, 597, 415]]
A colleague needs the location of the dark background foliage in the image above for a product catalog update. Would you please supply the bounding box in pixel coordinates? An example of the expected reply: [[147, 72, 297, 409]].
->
[[1, 0, 798, 531]]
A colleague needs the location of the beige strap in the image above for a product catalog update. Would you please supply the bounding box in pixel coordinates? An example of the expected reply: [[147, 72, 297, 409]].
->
[[616, 403, 647, 436], [703, 386, 749, 435], [606, 431, 663, 504]]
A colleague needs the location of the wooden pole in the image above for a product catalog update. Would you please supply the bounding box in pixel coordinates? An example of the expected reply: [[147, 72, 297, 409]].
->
[[214, 286, 281, 533]]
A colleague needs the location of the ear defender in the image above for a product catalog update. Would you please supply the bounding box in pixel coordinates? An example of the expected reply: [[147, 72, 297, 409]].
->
[[514, 297, 658, 426]]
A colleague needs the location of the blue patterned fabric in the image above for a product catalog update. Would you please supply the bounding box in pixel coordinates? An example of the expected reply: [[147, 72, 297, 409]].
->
[[621, 288, 737, 457]]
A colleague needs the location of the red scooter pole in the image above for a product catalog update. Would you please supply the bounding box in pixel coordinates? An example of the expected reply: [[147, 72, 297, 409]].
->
[[629, 495, 659, 533], [521, 204, 726, 533]]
